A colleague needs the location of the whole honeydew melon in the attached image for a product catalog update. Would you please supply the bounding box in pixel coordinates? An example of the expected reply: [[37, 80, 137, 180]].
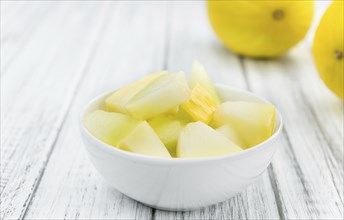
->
[[208, 0, 314, 58]]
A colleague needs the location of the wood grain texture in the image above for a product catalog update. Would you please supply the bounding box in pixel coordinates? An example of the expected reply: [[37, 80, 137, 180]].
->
[[1, 1, 343, 220], [1, 2, 113, 219], [23, 1, 168, 219], [243, 45, 343, 219], [1, 1, 55, 75], [153, 2, 280, 219]]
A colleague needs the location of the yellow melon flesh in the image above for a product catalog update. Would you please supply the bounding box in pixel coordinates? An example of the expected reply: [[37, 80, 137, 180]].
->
[[181, 84, 217, 124], [212, 101, 276, 148], [216, 124, 246, 149], [84, 110, 138, 147], [125, 72, 190, 120], [189, 61, 221, 104], [118, 121, 171, 158], [148, 114, 188, 157], [177, 122, 243, 158], [105, 71, 167, 113]]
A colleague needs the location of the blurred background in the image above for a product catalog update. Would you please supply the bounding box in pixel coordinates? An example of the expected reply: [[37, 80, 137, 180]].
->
[[0, 1, 334, 86]]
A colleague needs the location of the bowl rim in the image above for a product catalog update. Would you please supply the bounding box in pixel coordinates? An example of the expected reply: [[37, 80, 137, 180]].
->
[[79, 84, 283, 164]]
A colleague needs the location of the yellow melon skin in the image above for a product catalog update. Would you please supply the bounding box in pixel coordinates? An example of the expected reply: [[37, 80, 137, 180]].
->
[[208, 0, 314, 58], [312, 1, 344, 100]]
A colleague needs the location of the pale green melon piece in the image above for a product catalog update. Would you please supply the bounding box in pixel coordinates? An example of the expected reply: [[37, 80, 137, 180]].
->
[[118, 121, 171, 158], [177, 121, 243, 158], [84, 110, 138, 147], [212, 101, 276, 148], [189, 61, 221, 105], [216, 124, 247, 149], [125, 72, 190, 120], [148, 114, 188, 157], [105, 71, 167, 114]]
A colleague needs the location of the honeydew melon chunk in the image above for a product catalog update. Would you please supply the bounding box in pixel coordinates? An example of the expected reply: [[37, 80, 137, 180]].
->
[[181, 84, 217, 124], [177, 121, 243, 158], [84, 110, 138, 147], [190, 61, 221, 105], [118, 121, 171, 158], [126, 72, 190, 120], [216, 124, 247, 149], [148, 114, 188, 157], [105, 71, 168, 114], [212, 101, 276, 148]]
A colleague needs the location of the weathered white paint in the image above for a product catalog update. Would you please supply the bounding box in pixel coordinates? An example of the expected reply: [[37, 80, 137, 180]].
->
[[1, 2, 115, 219], [1, 1, 342, 220], [22, 1, 166, 219], [152, 2, 280, 219], [243, 44, 343, 219]]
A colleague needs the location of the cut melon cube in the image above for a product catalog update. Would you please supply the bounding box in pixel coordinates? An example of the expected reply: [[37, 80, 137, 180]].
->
[[181, 84, 217, 124], [212, 101, 276, 148], [84, 110, 138, 147], [105, 71, 167, 113], [190, 61, 221, 105], [216, 124, 246, 149], [177, 122, 243, 158], [148, 114, 188, 157], [125, 72, 190, 120], [118, 121, 171, 158]]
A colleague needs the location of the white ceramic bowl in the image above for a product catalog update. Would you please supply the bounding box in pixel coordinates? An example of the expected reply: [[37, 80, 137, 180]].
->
[[79, 85, 283, 211]]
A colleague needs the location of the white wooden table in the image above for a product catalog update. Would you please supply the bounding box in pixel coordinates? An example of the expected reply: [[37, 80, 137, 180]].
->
[[1, 1, 343, 219]]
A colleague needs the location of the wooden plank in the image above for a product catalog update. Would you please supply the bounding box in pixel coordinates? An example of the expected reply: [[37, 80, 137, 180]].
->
[[0, 1, 27, 27], [155, 172, 280, 220], [154, 2, 280, 219], [23, 1, 169, 219], [243, 42, 343, 219], [0, 2, 112, 219], [1, 1, 56, 75]]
